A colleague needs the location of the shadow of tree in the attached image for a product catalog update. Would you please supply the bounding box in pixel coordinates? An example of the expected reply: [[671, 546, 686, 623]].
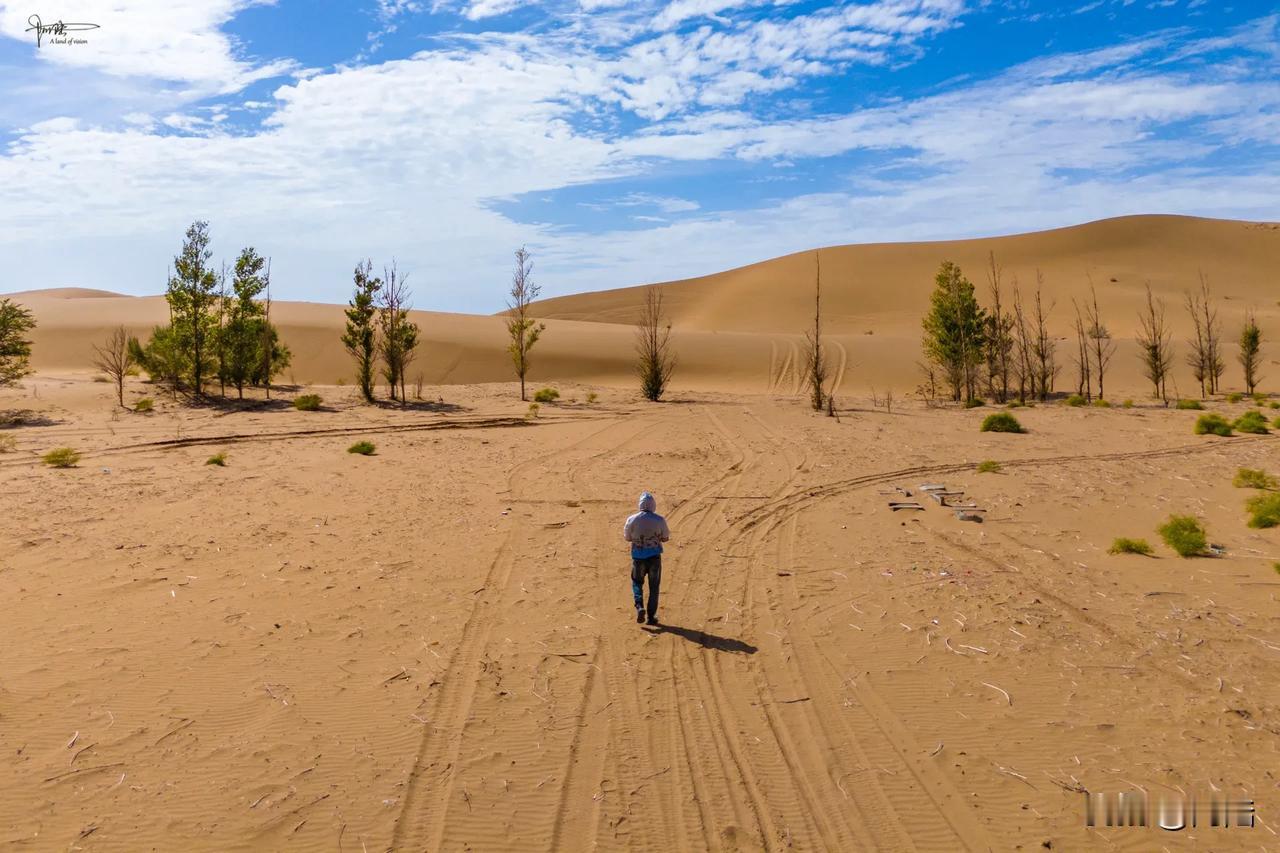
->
[[642, 623, 758, 654], [0, 409, 62, 428]]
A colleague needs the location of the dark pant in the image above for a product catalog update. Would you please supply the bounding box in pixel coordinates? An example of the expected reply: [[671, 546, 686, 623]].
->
[[631, 555, 662, 617]]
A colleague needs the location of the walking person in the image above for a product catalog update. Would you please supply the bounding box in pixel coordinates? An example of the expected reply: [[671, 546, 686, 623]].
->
[[624, 491, 670, 625]]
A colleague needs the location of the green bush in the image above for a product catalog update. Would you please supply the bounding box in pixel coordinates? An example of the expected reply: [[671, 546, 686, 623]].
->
[[134, 397, 154, 413], [1092, 399, 1111, 408], [964, 398, 985, 408], [1122, 399, 1134, 409], [1176, 399, 1203, 410], [1246, 493, 1280, 529], [1227, 392, 1243, 404], [293, 394, 322, 411], [348, 441, 376, 456], [206, 452, 227, 467], [976, 459, 1002, 473], [1158, 515, 1208, 557], [1253, 393, 1268, 406], [42, 447, 81, 468], [1234, 468, 1278, 490], [980, 412, 1025, 434], [1006, 400, 1026, 409], [1269, 401, 1279, 410], [1234, 410, 1269, 434], [1194, 413, 1233, 436], [1109, 537, 1153, 556], [526, 402, 540, 419], [1065, 394, 1086, 407], [532, 387, 560, 403]]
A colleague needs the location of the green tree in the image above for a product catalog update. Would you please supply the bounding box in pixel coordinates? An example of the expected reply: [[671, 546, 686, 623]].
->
[[922, 261, 987, 402], [129, 325, 187, 395], [343, 259, 382, 403], [0, 298, 37, 386], [223, 247, 268, 398], [167, 220, 220, 396], [377, 261, 419, 402], [506, 246, 544, 401], [1239, 310, 1263, 396]]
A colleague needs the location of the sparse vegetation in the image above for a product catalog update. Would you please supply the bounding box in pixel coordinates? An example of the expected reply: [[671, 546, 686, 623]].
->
[[1234, 410, 1269, 434], [347, 440, 376, 455], [1193, 413, 1232, 436], [1158, 515, 1208, 558], [0, 298, 37, 386], [1234, 468, 1278, 490], [1176, 399, 1203, 410], [1109, 537, 1153, 556], [377, 260, 419, 402], [1135, 283, 1173, 402], [1092, 398, 1111, 408], [1227, 392, 1243, 404], [206, 452, 227, 466], [1239, 310, 1263, 395], [1269, 401, 1279, 410], [533, 387, 560, 403], [586, 391, 598, 404], [637, 285, 678, 404], [1122, 399, 1134, 408], [526, 402, 540, 419], [980, 412, 1025, 433], [343, 259, 381, 403], [1246, 493, 1280, 529], [965, 398, 985, 408], [134, 397, 154, 413], [0, 435, 16, 453], [42, 447, 81, 468], [976, 459, 1002, 473], [1065, 394, 1086, 407], [506, 246, 545, 402], [922, 260, 986, 403], [92, 326, 135, 407], [294, 394, 323, 411]]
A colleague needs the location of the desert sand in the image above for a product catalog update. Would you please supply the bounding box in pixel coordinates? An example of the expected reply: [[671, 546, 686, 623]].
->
[[3, 214, 1279, 851]]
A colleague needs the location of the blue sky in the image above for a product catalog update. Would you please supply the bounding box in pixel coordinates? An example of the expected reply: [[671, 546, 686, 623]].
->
[[0, 0, 1276, 311]]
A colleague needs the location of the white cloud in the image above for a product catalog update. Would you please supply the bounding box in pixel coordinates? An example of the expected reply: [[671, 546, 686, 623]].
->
[[0, 1, 296, 95]]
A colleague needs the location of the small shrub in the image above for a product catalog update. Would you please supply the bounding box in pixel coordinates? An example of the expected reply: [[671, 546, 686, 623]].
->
[[93, 375, 110, 383], [336, 377, 347, 386], [1246, 493, 1280, 529], [348, 441, 376, 456], [1065, 394, 1086, 407], [980, 412, 1025, 434], [586, 391, 598, 404], [1006, 400, 1026, 409], [42, 447, 81, 468], [1193, 413, 1233, 436], [1109, 537, 1153, 556], [1176, 399, 1203, 410], [526, 402, 540, 419], [1092, 399, 1111, 408], [1234, 410, 1269, 434], [964, 398, 985, 409], [1253, 393, 1267, 406], [1227, 392, 1243, 404], [294, 394, 323, 412], [134, 397, 154, 413], [533, 387, 560, 403], [0, 435, 16, 453], [1274, 562, 1280, 576], [1158, 515, 1208, 557], [206, 452, 227, 467], [1122, 399, 1134, 409], [1233, 468, 1278, 490], [1269, 401, 1279, 410], [976, 460, 1001, 474]]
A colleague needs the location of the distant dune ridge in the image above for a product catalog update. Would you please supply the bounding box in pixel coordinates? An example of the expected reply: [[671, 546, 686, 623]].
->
[[11, 215, 1279, 394]]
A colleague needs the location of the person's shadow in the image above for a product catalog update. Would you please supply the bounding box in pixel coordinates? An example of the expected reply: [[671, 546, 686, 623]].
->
[[642, 623, 757, 655]]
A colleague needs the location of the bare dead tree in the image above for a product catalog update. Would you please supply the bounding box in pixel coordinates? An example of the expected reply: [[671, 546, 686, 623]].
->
[[1136, 282, 1173, 402], [1010, 277, 1033, 403], [1031, 271, 1057, 400], [505, 246, 544, 402], [1198, 272, 1224, 395], [93, 326, 135, 407], [636, 285, 675, 401], [801, 251, 830, 411], [1185, 287, 1209, 399], [1071, 299, 1092, 400], [1084, 282, 1115, 401], [378, 260, 419, 402], [983, 252, 1014, 404]]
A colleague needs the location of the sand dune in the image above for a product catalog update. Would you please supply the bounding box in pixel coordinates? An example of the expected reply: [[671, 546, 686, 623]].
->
[[8, 214, 1279, 396]]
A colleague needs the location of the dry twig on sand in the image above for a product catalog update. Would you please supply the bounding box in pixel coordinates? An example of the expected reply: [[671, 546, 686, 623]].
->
[[982, 681, 1013, 706]]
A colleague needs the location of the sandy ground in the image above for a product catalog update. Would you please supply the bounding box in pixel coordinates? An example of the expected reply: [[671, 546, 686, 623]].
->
[[3, 373, 1279, 851]]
